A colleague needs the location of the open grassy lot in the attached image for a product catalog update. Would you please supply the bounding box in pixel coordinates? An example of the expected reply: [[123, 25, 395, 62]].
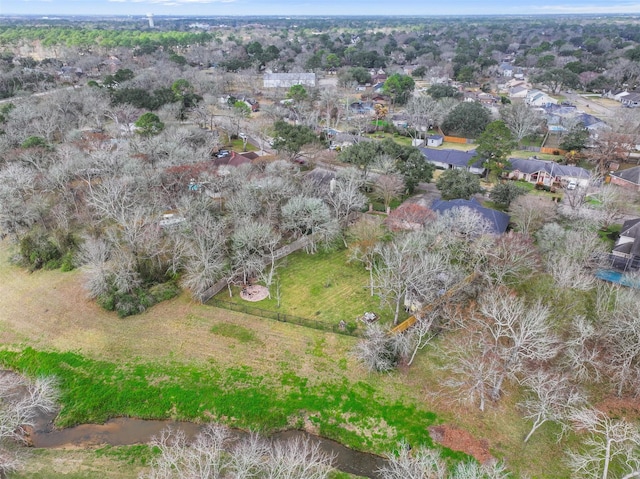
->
[[13, 448, 151, 479], [0, 239, 572, 478], [212, 248, 403, 327]]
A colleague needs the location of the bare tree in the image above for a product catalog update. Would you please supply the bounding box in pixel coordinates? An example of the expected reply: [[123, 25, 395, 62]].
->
[[353, 323, 412, 372], [265, 435, 335, 479], [510, 195, 557, 236], [0, 372, 58, 477], [281, 195, 339, 254], [379, 444, 447, 479], [562, 314, 603, 384], [567, 408, 640, 479], [78, 235, 112, 298], [478, 232, 540, 286], [347, 215, 385, 296], [323, 167, 367, 226], [141, 423, 334, 479], [500, 102, 543, 142], [442, 334, 502, 412], [518, 369, 586, 443], [230, 220, 280, 285], [477, 291, 559, 401], [373, 234, 451, 325], [0, 162, 41, 240], [603, 287, 640, 397], [379, 444, 509, 479], [373, 174, 405, 212], [176, 212, 227, 296], [405, 95, 440, 143], [538, 225, 605, 291]]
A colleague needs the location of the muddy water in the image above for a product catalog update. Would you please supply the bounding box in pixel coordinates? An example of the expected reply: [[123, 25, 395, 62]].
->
[[30, 416, 386, 478]]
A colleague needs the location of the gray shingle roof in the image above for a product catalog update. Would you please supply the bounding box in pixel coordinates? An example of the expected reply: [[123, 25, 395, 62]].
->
[[506, 158, 590, 178], [420, 148, 484, 168], [430, 198, 510, 234], [612, 166, 640, 186]]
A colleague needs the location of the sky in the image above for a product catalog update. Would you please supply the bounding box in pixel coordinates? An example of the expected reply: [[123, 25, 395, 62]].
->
[[1, 0, 640, 17]]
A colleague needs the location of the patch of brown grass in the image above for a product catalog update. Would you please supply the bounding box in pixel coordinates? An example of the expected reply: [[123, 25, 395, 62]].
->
[[0, 240, 361, 385]]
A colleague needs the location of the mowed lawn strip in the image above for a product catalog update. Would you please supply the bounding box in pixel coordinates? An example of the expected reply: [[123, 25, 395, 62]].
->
[[212, 249, 400, 326]]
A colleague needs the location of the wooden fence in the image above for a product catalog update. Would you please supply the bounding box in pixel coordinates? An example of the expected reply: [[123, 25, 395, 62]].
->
[[443, 135, 474, 144], [540, 146, 566, 155], [209, 298, 360, 337]]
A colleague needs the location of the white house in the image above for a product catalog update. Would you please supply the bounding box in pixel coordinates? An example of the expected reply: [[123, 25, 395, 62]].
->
[[263, 72, 316, 88], [525, 90, 558, 107], [427, 135, 444, 147]]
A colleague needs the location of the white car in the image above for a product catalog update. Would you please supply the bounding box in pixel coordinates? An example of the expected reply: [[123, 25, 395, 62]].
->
[[566, 180, 577, 190]]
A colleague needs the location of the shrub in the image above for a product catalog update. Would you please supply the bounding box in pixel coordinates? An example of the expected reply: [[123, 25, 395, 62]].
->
[[21, 136, 49, 149], [20, 230, 62, 271], [60, 252, 75, 272], [149, 281, 180, 302], [97, 279, 179, 318]]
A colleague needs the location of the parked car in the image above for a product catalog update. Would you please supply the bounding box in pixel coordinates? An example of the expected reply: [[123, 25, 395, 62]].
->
[[215, 150, 230, 158], [566, 180, 577, 190]]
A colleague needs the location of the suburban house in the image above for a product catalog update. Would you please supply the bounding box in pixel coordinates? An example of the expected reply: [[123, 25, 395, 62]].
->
[[329, 133, 372, 149], [505, 157, 590, 187], [349, 101, 374, 114], [621, 92, 640, 108], [263, 72, 316, 88], [603, 89, 629, 101], [499, 62, 514, 77], [526, 89, 558, 107], [211, 151, 253, 168], [610, 218, 640, 271], [610, 166, 640, 191], [391, 114, 409, 128], [430, 198, 510, 235], [421, 148, 486, 175], [508, 85, 529, 100], [575, 113, 609, 136], [426, 135, 444, 147]]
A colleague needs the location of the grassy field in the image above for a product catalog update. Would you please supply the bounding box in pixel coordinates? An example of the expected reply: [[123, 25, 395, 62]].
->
[[0, 239, 572, 478], [213, 248, 403, 327]]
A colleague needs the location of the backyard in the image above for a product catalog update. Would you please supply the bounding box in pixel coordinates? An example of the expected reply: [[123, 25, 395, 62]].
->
[[211, 248, 405, 328]]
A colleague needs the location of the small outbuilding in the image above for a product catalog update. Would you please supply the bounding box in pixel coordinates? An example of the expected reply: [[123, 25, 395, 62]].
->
[[426, 135, 443, 147]]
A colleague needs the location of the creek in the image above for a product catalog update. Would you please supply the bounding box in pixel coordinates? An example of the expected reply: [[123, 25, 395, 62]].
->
[[29, 415, 388, 478]]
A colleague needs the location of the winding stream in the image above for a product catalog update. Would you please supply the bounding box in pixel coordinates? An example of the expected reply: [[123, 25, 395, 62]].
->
[[29, 415, 387, 478]]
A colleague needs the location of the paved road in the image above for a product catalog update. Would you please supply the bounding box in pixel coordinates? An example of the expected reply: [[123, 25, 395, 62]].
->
[[562, 91, 619, 119]]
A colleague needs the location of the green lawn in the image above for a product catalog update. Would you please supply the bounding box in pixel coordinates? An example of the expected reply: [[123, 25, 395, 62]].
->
[[230, 138, 258, 152], [508, 150, 559, 160], [0, 348, 442, 456], [213, 248, 402, 327]]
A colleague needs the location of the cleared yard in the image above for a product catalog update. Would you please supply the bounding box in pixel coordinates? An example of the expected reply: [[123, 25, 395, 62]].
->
[[212, 248, 403, 327]]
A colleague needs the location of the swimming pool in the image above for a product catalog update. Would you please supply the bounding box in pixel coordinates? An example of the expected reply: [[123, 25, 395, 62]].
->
[[596, 269, 640, 288]]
